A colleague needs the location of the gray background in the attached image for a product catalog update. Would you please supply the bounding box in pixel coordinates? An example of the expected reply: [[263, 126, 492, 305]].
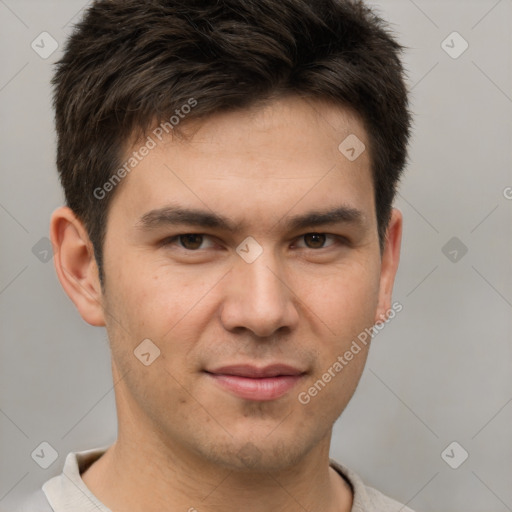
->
[[1, 1, 511, 511]]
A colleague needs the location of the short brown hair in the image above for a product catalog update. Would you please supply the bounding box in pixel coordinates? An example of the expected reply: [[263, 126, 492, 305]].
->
[[52, 0, 411, 285]]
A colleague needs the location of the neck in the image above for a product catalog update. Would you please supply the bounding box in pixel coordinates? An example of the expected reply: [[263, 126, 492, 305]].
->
[[82, 431, 352, 512]]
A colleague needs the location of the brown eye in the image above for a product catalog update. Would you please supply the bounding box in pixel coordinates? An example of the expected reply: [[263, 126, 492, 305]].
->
[[179, 234, 204, 250], [303, 233, 327, 249]]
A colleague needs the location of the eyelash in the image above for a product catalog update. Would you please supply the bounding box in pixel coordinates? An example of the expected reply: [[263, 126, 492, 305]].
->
[[161, 233, 348, 251]]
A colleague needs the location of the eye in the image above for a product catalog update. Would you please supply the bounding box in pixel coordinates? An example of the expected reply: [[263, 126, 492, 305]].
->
[[294, 233, 339, 249], [162, 234, 216, 250]]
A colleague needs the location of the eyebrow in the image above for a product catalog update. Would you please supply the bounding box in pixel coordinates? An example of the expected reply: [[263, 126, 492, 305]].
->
[[135, 204, 365, 233]]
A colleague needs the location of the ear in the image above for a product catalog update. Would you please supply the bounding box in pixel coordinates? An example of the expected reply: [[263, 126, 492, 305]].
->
[[50, 206, 106, 326], [374, 207, 402, 324]]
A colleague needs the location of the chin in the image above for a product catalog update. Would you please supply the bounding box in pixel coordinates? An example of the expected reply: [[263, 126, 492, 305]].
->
[[193, 432, 318, 474]]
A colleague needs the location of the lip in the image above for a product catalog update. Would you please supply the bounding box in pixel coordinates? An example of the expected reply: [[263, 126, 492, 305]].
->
[[205, 364, 306, 401]]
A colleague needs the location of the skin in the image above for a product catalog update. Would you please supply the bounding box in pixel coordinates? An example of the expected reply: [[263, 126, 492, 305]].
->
[[50, 95, 402, 512]]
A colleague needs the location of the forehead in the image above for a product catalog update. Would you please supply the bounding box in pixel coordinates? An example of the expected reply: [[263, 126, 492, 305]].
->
[[108, 96, 375, 232]]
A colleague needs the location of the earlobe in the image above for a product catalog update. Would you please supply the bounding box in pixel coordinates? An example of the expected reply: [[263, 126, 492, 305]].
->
[[374, 208, 402, 324], [50, 206, 106, 327]]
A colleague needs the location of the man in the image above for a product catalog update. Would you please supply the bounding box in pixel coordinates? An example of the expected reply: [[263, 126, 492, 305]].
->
[[17, 0, 413, 510]]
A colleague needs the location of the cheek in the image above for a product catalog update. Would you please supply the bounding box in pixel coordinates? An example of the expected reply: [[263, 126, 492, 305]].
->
[[296, 262, 379, 413], [309, 350, 369, 422], [299, 261, 380, 338], [104, 255, 203, 334], [103, 266, 202, 416], [104, 262, 227, 387]]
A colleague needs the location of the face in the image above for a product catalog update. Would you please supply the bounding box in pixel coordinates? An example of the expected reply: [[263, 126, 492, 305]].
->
[[83, 96, 399, 471]]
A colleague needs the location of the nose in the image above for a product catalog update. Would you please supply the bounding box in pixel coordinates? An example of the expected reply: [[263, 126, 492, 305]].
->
[[220, 251, 300, 337]]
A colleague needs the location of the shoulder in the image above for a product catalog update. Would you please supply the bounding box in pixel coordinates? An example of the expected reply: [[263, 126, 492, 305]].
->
[[329, 458, 417, 512], [8, 488, 54, 512], [359, 484, 416, 512]]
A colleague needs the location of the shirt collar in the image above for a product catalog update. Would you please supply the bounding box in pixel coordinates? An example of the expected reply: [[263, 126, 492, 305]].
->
[[42, 445, 112, 512]]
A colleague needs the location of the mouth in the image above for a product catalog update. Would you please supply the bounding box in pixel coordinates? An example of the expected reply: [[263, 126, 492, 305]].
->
[[204, 364, 307, 401]]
